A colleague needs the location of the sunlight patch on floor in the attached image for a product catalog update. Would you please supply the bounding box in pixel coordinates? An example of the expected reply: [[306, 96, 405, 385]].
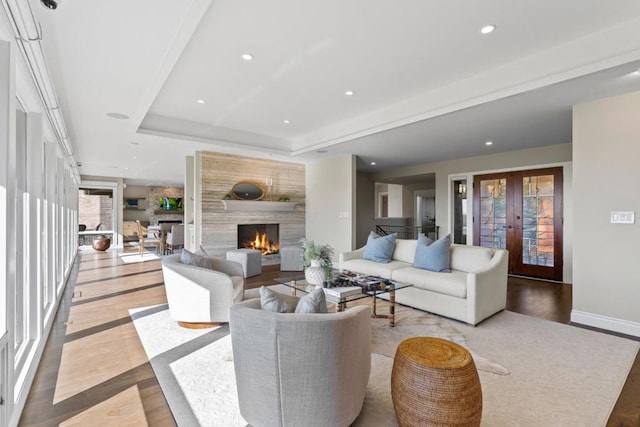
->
[[53, 323, 148, 404], [59, 384, 149, 427]]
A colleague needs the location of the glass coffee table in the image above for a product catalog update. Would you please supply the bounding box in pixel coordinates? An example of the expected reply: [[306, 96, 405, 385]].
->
[[271, 274, 412, 327]]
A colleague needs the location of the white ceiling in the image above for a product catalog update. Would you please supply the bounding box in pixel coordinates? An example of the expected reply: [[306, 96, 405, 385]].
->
[[30, 0, 640, 185]]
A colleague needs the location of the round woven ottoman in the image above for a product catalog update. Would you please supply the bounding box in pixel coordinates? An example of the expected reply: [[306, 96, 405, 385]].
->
[[391, 337, 482, 426]]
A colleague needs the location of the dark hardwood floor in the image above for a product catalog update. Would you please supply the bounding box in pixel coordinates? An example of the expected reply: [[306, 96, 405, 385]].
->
[[506, 275, 572, 324], [18, 250, 640, 426]]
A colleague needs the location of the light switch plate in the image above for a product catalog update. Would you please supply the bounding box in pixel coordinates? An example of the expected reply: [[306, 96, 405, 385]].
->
[[610, 211, 635, 224]]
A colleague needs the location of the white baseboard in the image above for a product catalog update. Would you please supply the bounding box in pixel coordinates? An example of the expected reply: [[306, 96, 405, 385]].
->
[[571, 310, 640, 338]]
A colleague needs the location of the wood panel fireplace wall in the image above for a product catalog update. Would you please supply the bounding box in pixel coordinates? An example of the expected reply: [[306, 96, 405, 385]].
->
[[197, 151, 305, 257]]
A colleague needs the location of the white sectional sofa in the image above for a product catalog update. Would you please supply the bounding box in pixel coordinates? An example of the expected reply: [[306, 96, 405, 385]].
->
[[339, 239, 508, 325]]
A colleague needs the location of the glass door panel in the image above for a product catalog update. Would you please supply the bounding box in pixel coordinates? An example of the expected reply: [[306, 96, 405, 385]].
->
[[478, 178, 507, 249], [521, 174, 555, 267], [474, 168, 563, 281]]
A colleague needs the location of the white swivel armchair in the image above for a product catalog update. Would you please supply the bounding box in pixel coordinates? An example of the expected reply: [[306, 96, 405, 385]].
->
[[229, 297, 371, 427], [162, 254, 245, 327]]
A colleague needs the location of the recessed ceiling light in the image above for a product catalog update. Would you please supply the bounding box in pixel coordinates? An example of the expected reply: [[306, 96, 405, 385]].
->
[[480, 25, 496, 34], [197, 99, 206, 104], [242, 53, 254, 61], [345, 90, 355, 96], [132, 156, 137, 159], [370, 162, 376, 166], [106, 112, 129, 120], [283, 120, 290, 124], [485, 141, 493, 146]]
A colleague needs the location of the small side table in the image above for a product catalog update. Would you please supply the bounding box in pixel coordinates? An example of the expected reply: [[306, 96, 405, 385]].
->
[[226, 249, 262, 278], [279, 246, 304, 271], [391, 337, 482, 426]]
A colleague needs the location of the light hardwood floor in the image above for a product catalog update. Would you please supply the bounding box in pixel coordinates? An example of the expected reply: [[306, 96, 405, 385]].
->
[[18, 249, 640, 426]]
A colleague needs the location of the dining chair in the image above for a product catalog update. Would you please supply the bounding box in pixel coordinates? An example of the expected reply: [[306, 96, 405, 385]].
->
[[159, 223, 173, 254], [135, 220, 161, 255], [164, 224, 185, 254]]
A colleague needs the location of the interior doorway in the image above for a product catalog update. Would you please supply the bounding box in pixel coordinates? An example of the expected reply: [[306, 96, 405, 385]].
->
[[415, 190, 437, 240], [378, 192, 388, 217], [452, 179, 467, 244], [473, 167, 563, 281], [78, 183, 118, 247]]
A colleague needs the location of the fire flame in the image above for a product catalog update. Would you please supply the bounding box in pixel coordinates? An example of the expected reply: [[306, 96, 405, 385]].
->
[[243, 231, 279, 255]]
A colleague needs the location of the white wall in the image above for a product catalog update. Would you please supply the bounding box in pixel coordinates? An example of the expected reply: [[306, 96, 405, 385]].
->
[[387, 183, 403, 217], [571, 90, 640, 337], [356, 172, 375, 248], [306, 155, 355, 257]]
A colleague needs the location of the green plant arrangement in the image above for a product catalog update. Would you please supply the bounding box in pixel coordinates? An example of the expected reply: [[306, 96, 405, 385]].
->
[[223, 192, 232, 200], [278, 194, 290, 201], [301, 239, 334, 279]]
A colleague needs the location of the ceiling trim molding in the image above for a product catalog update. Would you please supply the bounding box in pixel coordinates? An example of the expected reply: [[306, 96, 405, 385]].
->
[[291, 16, 640, 155], [130, 0, 212, 130], [135, 128, 303, 163]]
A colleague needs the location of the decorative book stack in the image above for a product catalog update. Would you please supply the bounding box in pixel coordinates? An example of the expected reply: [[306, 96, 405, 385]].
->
[[323, 286, 362, 301]]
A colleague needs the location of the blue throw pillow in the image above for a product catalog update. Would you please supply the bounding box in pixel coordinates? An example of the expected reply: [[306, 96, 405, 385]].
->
[[363, 232, 397, 263], [413, 234, 451, 272], [417, 233, 434, 246]]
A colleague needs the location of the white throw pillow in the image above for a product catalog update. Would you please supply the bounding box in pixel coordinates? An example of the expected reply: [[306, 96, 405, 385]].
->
[[259, 286, 297, 313], [295, 287, 328, 314]]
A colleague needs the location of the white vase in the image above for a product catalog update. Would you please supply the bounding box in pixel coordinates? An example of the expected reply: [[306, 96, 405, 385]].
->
[[305, 259, 326, 286]]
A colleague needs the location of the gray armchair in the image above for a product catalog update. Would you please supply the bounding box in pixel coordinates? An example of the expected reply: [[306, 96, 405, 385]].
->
[[162, 254, 245, 327], [229, 297, 371, 427]]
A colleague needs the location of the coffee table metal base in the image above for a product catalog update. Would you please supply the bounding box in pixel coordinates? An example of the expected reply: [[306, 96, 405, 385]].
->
[[321, 286, 397, 327], [276, 276, 409, 327]]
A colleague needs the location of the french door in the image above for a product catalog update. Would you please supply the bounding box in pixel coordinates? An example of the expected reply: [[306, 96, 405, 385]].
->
[[473, 167, 563, 281]]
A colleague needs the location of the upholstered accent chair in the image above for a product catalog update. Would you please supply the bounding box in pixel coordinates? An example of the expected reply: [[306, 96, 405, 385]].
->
[[229, 297, 371, 427], [162, 254, 245, 327]]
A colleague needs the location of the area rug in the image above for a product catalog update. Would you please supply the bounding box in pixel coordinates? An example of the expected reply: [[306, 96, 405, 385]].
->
[[131, 303, 639, 427], [119, 252, 160, 264]]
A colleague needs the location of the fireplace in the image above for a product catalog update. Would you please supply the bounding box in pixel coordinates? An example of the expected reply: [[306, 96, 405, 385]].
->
[[238, 224, 279, 255]]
